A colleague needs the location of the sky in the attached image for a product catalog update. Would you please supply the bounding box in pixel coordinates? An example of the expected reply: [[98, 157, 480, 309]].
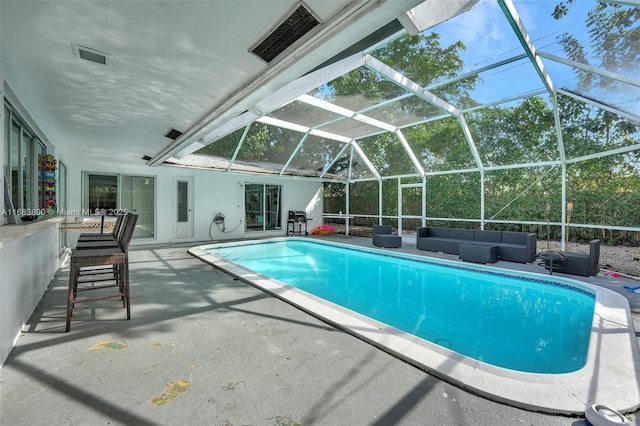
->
[[417, 0, 639, 117]]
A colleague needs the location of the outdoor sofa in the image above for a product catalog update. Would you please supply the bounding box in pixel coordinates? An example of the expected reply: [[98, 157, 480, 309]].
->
[[416, 227, 537, 264], [372, 225, 402, 248]]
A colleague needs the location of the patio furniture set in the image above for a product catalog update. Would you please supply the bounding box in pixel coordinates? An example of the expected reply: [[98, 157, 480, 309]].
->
[[372, 225, 601, 277], [416, 227, 537, 264]]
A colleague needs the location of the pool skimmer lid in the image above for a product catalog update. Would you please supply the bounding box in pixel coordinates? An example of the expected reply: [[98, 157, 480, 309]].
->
[[585, 404, 630, 425]]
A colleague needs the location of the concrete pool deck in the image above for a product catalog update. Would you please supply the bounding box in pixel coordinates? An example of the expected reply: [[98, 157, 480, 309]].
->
[[189, 237, 640, 416], [1, 236, 639, 425]]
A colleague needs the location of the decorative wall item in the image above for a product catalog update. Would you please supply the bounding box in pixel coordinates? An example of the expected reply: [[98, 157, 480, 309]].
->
[[39, 154, 57, 211]]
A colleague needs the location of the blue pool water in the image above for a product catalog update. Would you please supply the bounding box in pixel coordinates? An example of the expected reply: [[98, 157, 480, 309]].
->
[[207, 239, 595, 373]]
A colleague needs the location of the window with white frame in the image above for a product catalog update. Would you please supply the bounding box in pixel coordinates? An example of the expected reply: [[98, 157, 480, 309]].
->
[[3, 101, 48, 214]]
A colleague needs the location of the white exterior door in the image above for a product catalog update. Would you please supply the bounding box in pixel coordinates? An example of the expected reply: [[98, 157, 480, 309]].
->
[[173, 176, 193, 238]]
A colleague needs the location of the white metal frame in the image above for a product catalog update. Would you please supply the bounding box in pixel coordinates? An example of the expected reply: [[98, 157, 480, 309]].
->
[[165, 0, 640, 240]]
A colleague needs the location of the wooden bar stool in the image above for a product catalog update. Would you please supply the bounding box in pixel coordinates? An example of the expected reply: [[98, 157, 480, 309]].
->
[[77, 213, 125, 243], [66, 214, 138, 332], [74, 214, 130, 280]]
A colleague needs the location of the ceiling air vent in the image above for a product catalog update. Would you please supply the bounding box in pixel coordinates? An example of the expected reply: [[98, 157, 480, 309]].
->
[[164, 128, 184, 140], [251, 3, 321, 63], [71, 43, 111, 66]]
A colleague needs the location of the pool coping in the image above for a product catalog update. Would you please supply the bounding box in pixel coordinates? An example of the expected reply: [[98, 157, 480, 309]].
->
[[189, 237, 640, 415]]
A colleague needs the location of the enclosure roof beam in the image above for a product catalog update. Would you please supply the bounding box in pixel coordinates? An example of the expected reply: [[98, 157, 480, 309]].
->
[[497, 0, 555, 95], [227, 123, 252, 171], [253, 52, 367, 116], [350, 169, 498, 180], [279, 133, 310, 176], [538, 51, 640, 89], [485, 161, 561, 171], [351, 140, 382, 180], [395, 130, 425, 177], [426, 53, 528, 91], [296, 94, 397, 132], [347, 146, 355, 182], [365, 54, 482, 174], [320, 142, 352, 180], [498, 0, 567, 185], [397, 114, 452, 131], [565, 143, 640, 164], [364, 55, 461, 117], [551, 93, 567, 164], [556, 89, 640, 124], [169, 53, 368, 160], [458, 114, 484, 174], [462, 89, 548, 114], [350, 172, 423, 183], [358, 52, 530, 114], [359, 92, 413, 114], [257, 116, 352, 144], [299, 93, 423, 178], [174, 111, 259, 159]]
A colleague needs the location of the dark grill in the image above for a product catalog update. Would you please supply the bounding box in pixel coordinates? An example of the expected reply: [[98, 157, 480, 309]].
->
[[288, 210, 309, 236], [288, 210, 306, 221]]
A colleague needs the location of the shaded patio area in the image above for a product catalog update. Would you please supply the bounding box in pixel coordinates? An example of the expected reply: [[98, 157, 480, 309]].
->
[[1, 237, 639, 425]]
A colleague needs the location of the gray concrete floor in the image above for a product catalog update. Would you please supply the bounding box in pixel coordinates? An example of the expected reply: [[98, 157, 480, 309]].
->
[[1, 236, 639, 426]]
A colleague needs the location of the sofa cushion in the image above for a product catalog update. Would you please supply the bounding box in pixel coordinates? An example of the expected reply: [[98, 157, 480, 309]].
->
[[440, 239, 463, 254], [501, 231, 527, 245], [417, 238, 442, 252], [429, 227, 450, 238], [474, 230, 501, 243], [416, 227, 428, 238], [372, 225, 393, 236], [449, 228, 473, 241]]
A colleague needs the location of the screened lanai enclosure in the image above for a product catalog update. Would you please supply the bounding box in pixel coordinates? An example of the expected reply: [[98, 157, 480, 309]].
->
[[168, 0, 640, 247]]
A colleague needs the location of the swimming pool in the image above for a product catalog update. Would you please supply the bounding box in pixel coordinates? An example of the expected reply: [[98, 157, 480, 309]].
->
[[203, 239, 593, 373], [189, 238, 640, 415]]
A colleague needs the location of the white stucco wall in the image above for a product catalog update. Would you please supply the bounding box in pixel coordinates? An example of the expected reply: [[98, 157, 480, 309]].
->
[[62, 156, 323, 246], [0, 220, 59, 367]]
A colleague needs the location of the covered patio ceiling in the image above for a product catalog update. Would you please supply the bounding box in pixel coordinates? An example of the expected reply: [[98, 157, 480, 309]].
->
[[162, 0, 640, 183], [2, 0, 434, 166]]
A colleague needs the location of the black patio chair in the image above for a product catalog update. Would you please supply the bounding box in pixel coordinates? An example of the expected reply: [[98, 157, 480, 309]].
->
[[372, 225, 402, 248], [560, 239, 601, 277]]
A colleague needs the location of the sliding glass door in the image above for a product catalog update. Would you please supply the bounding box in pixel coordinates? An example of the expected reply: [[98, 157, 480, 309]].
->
[[121, 175, 155, 238], [245, 183, 281, 232], [82, 172, 156, 239]]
